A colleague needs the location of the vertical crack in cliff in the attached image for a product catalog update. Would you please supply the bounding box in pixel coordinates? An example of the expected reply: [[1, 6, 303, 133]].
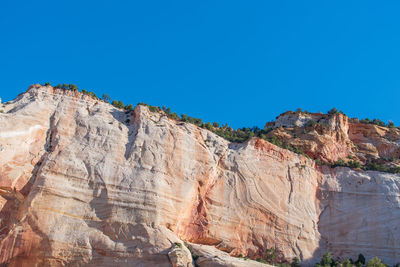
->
[[124, 111, 140, 160], [0, 106, 59, 265], [287, 166, 293, 204], [17, 109, 58, 198], [18, 109, 59, 208], [294, 224, 304, 261], [44, 110, 57, 153]]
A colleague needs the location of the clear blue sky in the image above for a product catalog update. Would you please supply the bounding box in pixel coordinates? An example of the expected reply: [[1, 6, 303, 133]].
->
[[1, 1, 399, 128]]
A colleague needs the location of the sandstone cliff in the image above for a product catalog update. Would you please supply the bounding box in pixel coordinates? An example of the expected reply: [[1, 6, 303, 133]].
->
[[0, 85, 399, 266]]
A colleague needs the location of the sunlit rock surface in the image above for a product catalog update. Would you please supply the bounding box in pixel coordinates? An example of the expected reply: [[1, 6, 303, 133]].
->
[[0, 85, 399, 266]]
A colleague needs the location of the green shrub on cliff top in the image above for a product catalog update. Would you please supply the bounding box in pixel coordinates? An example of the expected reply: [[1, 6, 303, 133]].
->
[[327, 108, 345, 116], [101, 94, 111, 103], [112, 100, 124, 109]]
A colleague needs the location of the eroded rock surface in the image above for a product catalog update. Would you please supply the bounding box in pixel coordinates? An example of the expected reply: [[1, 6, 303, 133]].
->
[[190, 243, 273, 267], [168, 244, 194, 267], [0, 85, 399, 266], [265, 111, 400, 167]]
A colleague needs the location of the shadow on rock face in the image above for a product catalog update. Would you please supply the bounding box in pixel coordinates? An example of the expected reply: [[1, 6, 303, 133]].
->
[[0, 152, 52, 266], [109, 109, 140, 160]]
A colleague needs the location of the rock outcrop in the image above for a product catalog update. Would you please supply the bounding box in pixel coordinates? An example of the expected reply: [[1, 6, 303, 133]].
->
[[189, 243, 273, 267], [349, 122, 400, 162], [265, 111, 400, 167], [0, 85, 399, 266], [266, 112, 352, 162], [168, 244, 194, 267]]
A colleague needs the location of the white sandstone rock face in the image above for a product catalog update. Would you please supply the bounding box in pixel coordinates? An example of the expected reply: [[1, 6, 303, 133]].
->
[[274, 113, 314, 128], [190, 243, 273, 267], [0, 85, 399, 266], [318, 167, 400, 264], [272, 112, 341, 130]]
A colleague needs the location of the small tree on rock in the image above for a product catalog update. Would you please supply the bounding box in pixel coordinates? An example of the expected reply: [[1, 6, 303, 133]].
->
[[102, 94, 111, 103]]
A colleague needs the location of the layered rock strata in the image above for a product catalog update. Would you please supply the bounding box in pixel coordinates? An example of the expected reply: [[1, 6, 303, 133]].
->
[[265, 111, 400, 165], [0, 85, 399, 266]]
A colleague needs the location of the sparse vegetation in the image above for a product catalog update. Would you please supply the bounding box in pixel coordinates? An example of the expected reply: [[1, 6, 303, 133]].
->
[[48, 83, 138, 112], [313, 252, 389, 267], [51, 83, 101, 100], [322, 157, 400, 174], [387, 121, 395, 128], [234, 250, 392, 267], [239, 248, 278, 265], [359, 117, 395, 128], [101, 94, 111, 103], [327, 108, 346, 116], [332, 158, 362, 169], [138, 103, 161, 113], [53, 83, 79, 91], [364, 161, 400, 174], [265, 248, 276, 264], [139, 103, 280, 144], [365, 257, 386, 267], [316, 251, 333, 267], [292, 257, 300, 267], [348, 160, 362, 169], [256, 257, 268, 263], [112, 100, 125, 109], [234, 250, 390, 267], [124, 104, 133, 111], [81, 89, 98, 99], [236, 248, 280, 265], [305, 120, 317, 127]]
